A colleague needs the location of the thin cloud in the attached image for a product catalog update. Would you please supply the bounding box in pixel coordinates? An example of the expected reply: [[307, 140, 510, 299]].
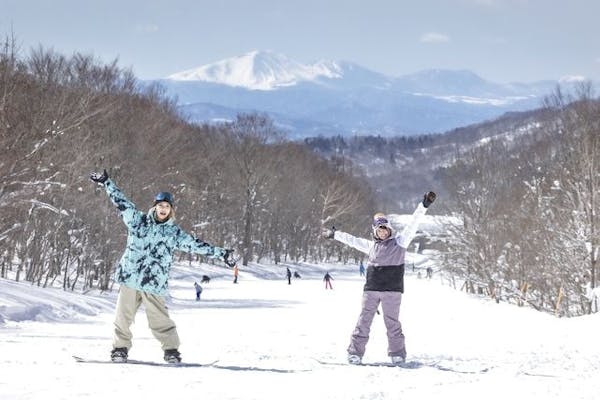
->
[[559, 75, 586, 83], [462, 0, 530, 7], [420, 32, 451, 44], [467, 0, 497, 5], [135, 23, 159, 34], [482, 36, 508, 45]]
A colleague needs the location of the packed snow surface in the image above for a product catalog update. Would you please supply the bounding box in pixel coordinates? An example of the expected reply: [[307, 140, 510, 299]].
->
[[1, 254, 599, 399]]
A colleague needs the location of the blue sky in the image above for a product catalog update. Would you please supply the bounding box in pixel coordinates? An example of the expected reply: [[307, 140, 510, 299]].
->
[[2, 0, 599, 83]]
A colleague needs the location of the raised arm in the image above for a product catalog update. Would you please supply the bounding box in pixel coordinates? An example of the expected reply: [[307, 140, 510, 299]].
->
[[174, 229, 237, 267], [396, 192, 436, 249], [323, 227, 372, 255], [90, 170, 142, 229]]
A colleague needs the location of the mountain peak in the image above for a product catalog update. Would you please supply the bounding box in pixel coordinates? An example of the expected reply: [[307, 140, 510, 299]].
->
[[166, 50, 342, 90]]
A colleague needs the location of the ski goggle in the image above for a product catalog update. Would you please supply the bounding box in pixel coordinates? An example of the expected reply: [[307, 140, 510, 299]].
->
[[373, 217, 389, 227], [154, 191, 174, 204]]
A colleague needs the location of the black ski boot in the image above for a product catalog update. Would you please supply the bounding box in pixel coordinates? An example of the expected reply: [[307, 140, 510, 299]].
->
[[111, 347, 128, 363], [164, 349, 182, 364]]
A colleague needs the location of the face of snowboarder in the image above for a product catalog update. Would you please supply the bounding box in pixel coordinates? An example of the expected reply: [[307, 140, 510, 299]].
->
[[154, 201, 172, 222], [375, 225, 391, 240]]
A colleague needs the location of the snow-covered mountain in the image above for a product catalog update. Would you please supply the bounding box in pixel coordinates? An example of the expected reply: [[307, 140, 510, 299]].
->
[[167, 50, 344, 90], [166, 50, 392, 91], [156, 51, 583, 138]]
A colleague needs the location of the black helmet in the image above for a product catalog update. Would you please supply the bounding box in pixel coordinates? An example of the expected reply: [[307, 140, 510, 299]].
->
[[154, 191, 174, 205]]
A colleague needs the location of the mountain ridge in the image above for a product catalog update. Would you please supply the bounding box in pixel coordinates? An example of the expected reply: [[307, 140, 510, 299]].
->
[[156, 50, 587, 138]]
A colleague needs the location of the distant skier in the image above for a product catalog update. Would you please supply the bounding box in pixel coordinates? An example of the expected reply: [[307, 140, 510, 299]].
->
[[233, 264, 239, 284], [426, 267, 433, 279], [323, 272, 334, 289], [294, 271, 301, 279], [90, 169, 236, 364], [201, 275, 211, 284], [359, 262, 365, 277], [194, 282, 203, 301], [322, 191, 436, 365], [286, 267, 292, 285]]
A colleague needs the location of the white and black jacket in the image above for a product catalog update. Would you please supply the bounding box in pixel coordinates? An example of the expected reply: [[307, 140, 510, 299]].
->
[[333, 203, 428, 293]]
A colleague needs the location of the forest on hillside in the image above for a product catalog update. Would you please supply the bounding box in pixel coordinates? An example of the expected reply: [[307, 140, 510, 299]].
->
[[0, 36, 374, 292], [305, 88, 600, 317], [304, 109, 548, 211], [440, 88, 600, 317]]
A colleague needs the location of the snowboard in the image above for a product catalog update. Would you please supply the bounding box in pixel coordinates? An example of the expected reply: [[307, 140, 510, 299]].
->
[[313, 358, 427, 369], [73, 355, 218, 368], [313, 358, 490, 374]]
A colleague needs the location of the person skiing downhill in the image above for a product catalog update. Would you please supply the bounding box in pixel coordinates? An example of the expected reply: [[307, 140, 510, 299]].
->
[[194, 282, 203, 301], [323, 272, 334, 290], [233, 264, 239, 284], [323, 192, 436, 365], [90, 169, 237, 364]]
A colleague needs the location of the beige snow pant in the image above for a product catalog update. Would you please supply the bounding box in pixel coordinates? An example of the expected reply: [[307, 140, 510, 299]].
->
[[112, 285, 180, 351]]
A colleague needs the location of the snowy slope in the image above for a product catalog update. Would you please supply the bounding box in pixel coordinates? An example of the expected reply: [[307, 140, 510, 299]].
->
[[1, 251, 600, 399]]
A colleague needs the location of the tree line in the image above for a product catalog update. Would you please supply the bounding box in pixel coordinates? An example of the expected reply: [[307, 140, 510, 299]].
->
[[0, 36, 374, 291], [305, 83, 600, 317], [303, 109, 547, 212], [439, 83, 600, 316]]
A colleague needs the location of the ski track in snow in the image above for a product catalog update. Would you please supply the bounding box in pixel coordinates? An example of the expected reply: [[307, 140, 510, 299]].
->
[[1, 257, 600, 400]]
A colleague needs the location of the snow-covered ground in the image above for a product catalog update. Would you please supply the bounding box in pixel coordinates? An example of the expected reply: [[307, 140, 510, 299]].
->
[[1, 253, 600, 400]]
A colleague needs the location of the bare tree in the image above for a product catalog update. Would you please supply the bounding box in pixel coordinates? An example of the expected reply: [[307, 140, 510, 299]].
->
[[320, 180, 364, 227], [224, 113, 283, 265], [544, 83, 600, 313]]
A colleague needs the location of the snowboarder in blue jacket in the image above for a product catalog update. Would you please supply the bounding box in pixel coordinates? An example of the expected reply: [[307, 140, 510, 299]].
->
[[90, 169, 236, 364]]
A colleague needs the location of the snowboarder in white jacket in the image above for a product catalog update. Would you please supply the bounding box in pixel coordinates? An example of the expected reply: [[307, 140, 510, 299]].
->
[[323, 192, 436, 365]]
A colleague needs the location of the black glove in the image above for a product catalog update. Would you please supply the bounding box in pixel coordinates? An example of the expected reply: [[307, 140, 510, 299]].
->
[[223, 249, 236, 267], [423, 191, 436, 208], [322, 226, 336, 240], [90, 169, 109, 184]]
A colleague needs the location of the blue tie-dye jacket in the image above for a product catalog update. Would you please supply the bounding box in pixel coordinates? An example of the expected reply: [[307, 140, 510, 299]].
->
[[103, 179, 226, 295]]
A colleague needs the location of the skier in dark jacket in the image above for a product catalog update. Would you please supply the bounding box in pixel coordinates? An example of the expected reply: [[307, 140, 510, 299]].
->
[[286, 267, 292, 285], [323, 272, 334, 290], [90, 169, 237, 364], [323, 192, 436, 365], [194, 282, 203, 301]]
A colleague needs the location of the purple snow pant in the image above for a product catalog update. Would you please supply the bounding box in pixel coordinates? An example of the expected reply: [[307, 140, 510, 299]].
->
[[347, 290, 405, 358]]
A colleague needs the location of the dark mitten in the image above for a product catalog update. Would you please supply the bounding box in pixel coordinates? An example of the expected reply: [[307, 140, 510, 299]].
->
[[223, 249, 236, 267], [423, 191, 436, 208], [322, 226, 336, 240], [90, 169, 109, 184]]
